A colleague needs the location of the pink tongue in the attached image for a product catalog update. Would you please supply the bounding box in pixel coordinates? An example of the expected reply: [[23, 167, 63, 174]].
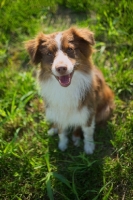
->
[[59, 75, 70, 86]]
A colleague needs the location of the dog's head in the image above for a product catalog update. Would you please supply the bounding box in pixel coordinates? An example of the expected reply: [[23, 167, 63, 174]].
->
[[25, 27, 95, 87]]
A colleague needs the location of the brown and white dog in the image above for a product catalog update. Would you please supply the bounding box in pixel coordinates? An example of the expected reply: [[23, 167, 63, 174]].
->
[[25, 27, 114, 154]]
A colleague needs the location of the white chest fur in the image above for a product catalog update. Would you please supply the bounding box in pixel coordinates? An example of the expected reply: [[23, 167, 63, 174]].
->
[[39, 71, 92, 129]]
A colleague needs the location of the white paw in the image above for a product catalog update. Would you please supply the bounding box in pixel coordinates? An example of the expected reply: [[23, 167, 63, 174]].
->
[[84, 142, 95, 154], [72, 135, 80, 147], [58, 139, 68, 151], [48, 128, 58, 136]]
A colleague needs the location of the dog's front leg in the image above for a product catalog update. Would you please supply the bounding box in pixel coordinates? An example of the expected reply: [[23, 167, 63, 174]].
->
[[58, 129, 69, 152], [82, 117, 95, 154]]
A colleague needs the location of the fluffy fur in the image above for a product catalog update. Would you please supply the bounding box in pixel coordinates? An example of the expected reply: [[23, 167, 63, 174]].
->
[[25, 27, 114, 154]]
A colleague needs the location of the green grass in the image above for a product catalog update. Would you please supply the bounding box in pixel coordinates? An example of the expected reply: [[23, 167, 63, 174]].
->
[[0, 0, 133, 199]]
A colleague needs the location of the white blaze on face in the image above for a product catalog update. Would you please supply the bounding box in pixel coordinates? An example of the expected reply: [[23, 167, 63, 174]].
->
[[52, 33, 74, 78], [55, 32, 62, 50]]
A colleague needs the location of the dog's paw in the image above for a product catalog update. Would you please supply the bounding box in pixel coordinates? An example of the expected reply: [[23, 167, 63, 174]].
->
[[48, 128, 58, 136], [58, 138, 68, 151], [72, 135, 80, 147], [84, 142, 95, 154]]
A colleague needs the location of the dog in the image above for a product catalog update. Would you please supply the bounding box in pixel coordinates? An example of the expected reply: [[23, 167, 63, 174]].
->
[[25, 27, 114, 154]]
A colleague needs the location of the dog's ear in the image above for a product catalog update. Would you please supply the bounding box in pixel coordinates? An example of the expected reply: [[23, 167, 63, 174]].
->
[[25, 33, 45, 65], [68, 27, 95, 58], [71, 27, 95, 46]]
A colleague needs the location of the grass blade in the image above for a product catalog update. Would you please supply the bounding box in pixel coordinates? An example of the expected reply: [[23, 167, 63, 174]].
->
[[46, 173, 54, 200], [45, 153, 51, 172], [52, 172, 71, 189], [72, 170, 80, 200]]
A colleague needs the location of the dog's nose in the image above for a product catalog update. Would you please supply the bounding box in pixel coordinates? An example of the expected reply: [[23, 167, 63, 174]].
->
[[56, 66, 67, 74]]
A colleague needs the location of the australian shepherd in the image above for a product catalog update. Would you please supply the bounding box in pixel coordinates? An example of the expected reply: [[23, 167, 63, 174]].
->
[[25, 27, 114, 154]]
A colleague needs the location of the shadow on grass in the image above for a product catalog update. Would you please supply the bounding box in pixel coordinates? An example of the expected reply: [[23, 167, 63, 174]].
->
[[42, 5, 89, 31], [47, 122, 114, 200]]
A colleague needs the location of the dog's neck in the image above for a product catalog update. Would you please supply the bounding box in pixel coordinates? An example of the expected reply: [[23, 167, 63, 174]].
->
[[39, 70, 93, 108]]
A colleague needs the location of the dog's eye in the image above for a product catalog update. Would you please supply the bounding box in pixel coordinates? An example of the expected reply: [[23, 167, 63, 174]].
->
[[67, 48, 73, 52], [66, 47, 75, 58], [66, 48, 74, 55], [47, 52, 53, 56]]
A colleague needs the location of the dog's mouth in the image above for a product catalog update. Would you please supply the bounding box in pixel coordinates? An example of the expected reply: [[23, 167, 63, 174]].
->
[[56, 72, 73, 87]]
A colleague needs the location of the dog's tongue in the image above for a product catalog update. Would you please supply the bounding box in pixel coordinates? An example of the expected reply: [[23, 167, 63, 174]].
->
[[58, 74, 71, 87]]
